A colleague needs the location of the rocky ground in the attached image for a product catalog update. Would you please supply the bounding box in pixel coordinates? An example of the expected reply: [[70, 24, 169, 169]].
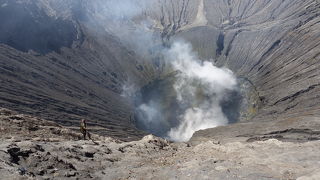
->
[[1, 108, 320, 180]]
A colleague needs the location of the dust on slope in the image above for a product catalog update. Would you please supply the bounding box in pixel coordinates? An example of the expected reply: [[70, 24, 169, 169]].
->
[[1, 108, 320, 180]]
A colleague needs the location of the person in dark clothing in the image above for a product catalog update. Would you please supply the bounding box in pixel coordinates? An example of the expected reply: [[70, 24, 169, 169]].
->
[[80, 119, 87, 140]]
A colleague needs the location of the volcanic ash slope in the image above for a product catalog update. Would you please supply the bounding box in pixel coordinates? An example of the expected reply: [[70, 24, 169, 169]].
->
[[1, 108, 320, 180]]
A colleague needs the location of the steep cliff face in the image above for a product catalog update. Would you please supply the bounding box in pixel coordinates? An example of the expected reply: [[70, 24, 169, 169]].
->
[[168, 0, 320, 122], [0, 0, 150, 140], [0, 0, 319, 141], [175, 0, 320, 142], [204, 0, 320, 122]]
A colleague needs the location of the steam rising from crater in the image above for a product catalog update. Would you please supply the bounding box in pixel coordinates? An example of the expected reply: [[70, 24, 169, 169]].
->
[[165, 42, 237, 141], [100, 0, 238, 141], [134, 41, 238, 142]]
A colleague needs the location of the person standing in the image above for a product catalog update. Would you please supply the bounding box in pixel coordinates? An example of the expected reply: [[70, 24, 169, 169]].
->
[[80, 119, 87, 140]]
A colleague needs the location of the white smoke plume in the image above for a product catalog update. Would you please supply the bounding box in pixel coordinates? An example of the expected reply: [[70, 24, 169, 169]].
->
[[121, 82, 138, 98], [96, 1, 238, 141], [137, 101, 163, 130], [165, 41, 237, 142]]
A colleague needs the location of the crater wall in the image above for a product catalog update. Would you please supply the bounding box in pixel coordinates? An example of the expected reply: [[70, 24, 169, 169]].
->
[[0, 0, 319, 141]]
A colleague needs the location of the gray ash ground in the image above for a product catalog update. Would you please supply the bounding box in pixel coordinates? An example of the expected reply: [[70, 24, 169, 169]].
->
[[1, 108, 320, 180]]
